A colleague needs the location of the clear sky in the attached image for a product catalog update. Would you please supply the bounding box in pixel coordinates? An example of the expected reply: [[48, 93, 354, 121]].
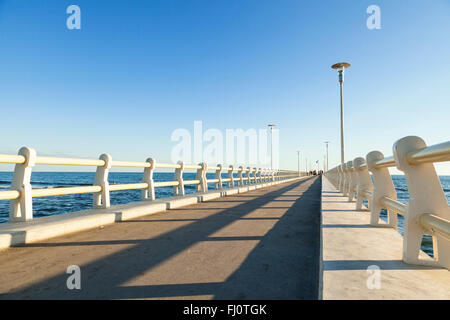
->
[[0, 0, 449, 174]]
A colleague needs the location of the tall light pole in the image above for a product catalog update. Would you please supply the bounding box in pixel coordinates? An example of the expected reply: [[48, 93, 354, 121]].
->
[[324, 141, 329, 172], [331, 62, 350, 164], [268, 124, 276, 170], [297, 150, 300, 175]]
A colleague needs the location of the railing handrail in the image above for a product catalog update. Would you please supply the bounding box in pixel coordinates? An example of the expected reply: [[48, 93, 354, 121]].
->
[[0, 152, 294, 172], [407, 141, 450, 164], [380, 196, 406, 216], [347, 141, 450, 170], [36, 156, 106, 167], [0, 146, 304, 224], [0, 154, 27, 164], [420, 213, 450, 242], [372, 156, 396, 168]]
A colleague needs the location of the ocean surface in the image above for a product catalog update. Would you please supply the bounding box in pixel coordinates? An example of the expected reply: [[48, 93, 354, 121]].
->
[[0, 173, 449, 257]]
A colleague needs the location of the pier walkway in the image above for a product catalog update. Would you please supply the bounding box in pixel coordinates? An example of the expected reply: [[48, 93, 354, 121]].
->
[[0, 176, 321, 299], [322, 177, 450, 299]]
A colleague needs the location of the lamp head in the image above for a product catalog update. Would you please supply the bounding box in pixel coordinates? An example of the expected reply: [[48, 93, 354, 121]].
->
[[332, 62, 350, 83], [331, 62, 351, 70]]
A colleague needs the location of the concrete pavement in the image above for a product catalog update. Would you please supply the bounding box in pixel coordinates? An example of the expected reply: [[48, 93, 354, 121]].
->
[[322, 177, 450, 299]]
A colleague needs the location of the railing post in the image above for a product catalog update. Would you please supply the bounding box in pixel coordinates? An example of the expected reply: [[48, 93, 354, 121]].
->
[[338, 165, 344, 192], [337, 166, 341, 191], [341, 163, 349, 196], [173, 161, 185, 196], [142, 158, 156, 201], [347, 160, 357, 202], [337, 166, 341, 187], [238, 166, 244, 186], [393, 136, 450, 268], [196, 162, 208, 193], [257, 168, 262, 184], [215, 164, 223, 190], [245, 167, 251, 185], [9, 147, 36, 222], [366, 151, 398, 228], [93, 153, 112, 209], [227, 165, 234, 188], [353, 157, 373, 210]]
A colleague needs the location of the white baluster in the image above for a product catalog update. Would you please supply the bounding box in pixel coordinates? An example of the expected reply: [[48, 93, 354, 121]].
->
[[142, 158, 156, 201], [93, 153, 112, 209], [366, 151, 397, 228], [393, 136, 450, 269], [9, 147, 36, 222], [173, 161, 185, 196]]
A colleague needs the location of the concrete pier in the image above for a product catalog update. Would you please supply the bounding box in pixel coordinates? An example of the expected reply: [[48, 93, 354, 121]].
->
[[322, 177, 450, 299], [0, 177, 321, 300], [2, 175, 448, 300]]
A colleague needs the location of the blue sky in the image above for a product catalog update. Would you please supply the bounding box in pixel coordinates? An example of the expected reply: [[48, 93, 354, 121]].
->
[[0, 0, 449, 173]]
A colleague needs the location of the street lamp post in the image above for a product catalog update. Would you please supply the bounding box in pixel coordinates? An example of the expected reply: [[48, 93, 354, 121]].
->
[[324, 141, 329, 172], [268, 124, 276, 170], [297, 150, 300, 175], [331, 62, 350, 164]]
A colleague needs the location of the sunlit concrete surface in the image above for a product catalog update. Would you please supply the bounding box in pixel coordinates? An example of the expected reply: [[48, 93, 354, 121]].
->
[[0, 176, 321, 300], [322, 177, 450, 299], [0, 179, 301, 251]]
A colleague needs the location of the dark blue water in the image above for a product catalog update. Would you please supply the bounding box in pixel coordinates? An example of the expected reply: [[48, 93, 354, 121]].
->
[[1, 173, 449, 256]]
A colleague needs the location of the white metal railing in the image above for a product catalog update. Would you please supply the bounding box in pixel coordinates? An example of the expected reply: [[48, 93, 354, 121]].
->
[[0, 147, 303, 223], [325, 136, 450, 270]]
